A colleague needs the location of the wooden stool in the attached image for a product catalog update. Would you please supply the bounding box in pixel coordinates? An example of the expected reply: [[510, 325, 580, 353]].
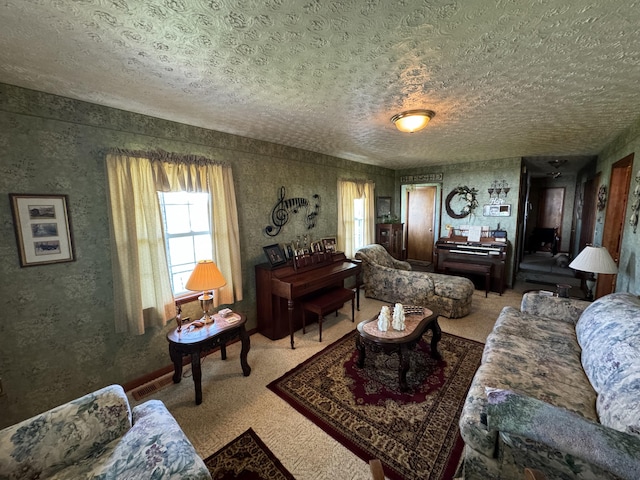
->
[[301, 287, 355, 342]]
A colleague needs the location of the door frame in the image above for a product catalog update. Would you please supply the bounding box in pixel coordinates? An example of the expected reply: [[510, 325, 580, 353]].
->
[[596, 153, 634, 298], [400, 183, 442, 261]]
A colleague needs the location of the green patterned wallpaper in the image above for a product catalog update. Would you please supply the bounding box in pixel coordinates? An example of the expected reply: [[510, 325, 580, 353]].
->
[[2, 82, 638, 429], [0, 83, 396, 427]]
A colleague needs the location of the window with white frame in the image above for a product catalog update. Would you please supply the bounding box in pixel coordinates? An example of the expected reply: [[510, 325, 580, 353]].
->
[[158, 191, 212, 295], [337, 179, 375, 258], [353, 197, 365, 251]]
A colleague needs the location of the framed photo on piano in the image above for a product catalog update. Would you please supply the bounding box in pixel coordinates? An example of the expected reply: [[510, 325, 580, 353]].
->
[[263, 243, 287, 267], [321, 237, 337, 252]]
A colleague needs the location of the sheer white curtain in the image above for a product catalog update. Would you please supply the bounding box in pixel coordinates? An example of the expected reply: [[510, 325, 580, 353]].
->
[[106, 152, 242, 335], [159, 160, 243, 305], [337, 179, 375, 258]]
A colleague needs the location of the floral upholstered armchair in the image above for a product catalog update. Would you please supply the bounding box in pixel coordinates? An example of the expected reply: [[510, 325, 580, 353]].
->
[[355, 244, 474, 318], [0, 384, 211, 480]]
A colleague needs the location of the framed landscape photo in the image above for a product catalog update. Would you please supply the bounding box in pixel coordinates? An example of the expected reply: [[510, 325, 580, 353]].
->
[[10, 194, 75, 267], [263, 243, 286, 267]]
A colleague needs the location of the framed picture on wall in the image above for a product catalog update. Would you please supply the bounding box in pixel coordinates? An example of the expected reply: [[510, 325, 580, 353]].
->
[[377, 196, 391, 218], [10, 193, 75, 267]]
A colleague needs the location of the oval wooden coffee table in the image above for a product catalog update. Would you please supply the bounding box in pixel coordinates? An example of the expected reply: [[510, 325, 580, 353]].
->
[[355, 306, 441, 392]]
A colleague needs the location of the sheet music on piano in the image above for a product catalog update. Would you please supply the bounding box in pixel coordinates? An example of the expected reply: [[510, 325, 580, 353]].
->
[[467, 226, 482, 242], [458, 225, 491, 240]]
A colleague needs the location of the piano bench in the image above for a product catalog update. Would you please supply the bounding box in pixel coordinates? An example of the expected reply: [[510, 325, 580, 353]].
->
[[443, 260, 493, 298], [301, 287, 355, 342]]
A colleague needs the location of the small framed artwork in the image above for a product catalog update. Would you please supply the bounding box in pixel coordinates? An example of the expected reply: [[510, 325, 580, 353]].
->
[[263, 243, 286, 267], [10, 194, 75, 267], [322, 237, 337, 252], [285, 243, 295, 259], [482, 204, 511, 217], [377, 196, 391, 218]]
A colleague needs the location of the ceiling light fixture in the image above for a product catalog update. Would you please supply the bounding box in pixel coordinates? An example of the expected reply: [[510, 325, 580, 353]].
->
[[391, 109, 435, 133], [548, 159, 568, 168]]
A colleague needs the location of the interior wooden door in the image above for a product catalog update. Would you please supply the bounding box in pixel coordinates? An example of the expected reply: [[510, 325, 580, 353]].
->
[[537, 187, 565, 238], [406, 186, 437, 263], [579, 174, 599, 251], [596, 154, 633, 299]]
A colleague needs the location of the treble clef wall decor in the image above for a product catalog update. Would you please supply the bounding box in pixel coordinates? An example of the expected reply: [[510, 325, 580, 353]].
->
[[265, 186, 321, 237]]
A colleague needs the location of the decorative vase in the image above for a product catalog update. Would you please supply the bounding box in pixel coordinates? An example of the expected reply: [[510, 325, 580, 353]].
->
[[392, 303, 405, 331], [377, 306, 390, 331]]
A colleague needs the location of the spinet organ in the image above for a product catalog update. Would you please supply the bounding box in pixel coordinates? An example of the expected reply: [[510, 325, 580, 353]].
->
[[435, 236, 508, 294]]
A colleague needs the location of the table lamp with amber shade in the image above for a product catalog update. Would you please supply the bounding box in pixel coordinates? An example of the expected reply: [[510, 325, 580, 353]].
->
[[185, 260, 227, 324]]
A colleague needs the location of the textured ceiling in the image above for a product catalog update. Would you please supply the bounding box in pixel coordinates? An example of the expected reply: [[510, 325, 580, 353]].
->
[[1, 1, 640, 170]]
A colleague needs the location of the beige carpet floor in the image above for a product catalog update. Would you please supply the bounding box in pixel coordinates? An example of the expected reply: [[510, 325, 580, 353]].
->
[[129, 281, 543, 480]]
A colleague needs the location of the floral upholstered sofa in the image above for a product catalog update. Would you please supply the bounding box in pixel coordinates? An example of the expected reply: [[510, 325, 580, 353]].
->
[[355, 244, 474, 318], [459, 292, 640, 480], [0, 384, 212, 480]]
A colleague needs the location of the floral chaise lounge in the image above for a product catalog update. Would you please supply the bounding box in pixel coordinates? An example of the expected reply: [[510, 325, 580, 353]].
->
[[459, 291, 640, 479], [355, 244, 474, 318], [0, 384, 212, 479]]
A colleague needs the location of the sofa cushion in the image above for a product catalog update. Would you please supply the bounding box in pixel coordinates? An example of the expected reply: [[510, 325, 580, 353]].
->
[[0, 385, 131, 479], [459, 306, 598, 459], [576, 293, 640, 436], [487, 388, 640, 480], [46, 400, 211, 480], [576, 293, 640, 391], [430, 272, 475, 300], [358, 244, 397, 268], [491, 306, 582, 355], [520, 291, 590, 324], [597, 382, 640, 437]]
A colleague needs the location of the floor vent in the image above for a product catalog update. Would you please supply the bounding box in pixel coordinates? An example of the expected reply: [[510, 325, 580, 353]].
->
[[131, 375, 173, 401]]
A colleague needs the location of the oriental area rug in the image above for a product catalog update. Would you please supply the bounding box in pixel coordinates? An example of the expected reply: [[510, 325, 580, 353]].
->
[[267, 330, 484, 480], [204, 428, 296, 480]]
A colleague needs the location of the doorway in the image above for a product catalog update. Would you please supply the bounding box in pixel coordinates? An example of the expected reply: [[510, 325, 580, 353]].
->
[[538, 187, 565, 241], [403, 185, 438, 265], [578, 173, 599, 251], [596, 154, 634, 299]]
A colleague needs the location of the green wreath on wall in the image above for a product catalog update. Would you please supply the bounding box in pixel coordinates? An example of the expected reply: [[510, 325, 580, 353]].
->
[[445, 186, 479, 219]]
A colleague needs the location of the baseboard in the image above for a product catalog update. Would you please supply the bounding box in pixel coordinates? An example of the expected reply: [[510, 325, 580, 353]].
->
[[131, 375, 174, 400]]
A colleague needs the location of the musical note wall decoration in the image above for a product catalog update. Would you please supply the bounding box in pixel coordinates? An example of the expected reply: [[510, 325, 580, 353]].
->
[[265, 186, 321, 237]]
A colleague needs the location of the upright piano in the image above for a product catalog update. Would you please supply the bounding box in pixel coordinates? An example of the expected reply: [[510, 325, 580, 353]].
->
[[435, 235, 508, 294], [255, 252, 361, 349]]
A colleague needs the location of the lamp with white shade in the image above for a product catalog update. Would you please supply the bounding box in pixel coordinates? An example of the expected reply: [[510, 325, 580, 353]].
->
[[568, 245, 618, 301], [185, 260, 227, 324]]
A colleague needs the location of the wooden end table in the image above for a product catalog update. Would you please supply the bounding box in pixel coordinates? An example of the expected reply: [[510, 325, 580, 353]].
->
[[166, 312, 251, 405], [356, 306, 441, 392]]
